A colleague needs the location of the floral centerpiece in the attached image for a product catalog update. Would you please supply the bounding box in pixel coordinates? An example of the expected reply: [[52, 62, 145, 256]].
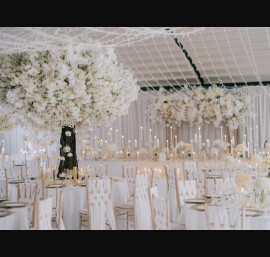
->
[[214, 140, 230, 151], [235, 172, 251, 188], [254, 177, 270, 203], [151, 147, 160, 160], [184, 144, 193, 159], [223, 155, 235, 169], [235, 144, 248, 158]]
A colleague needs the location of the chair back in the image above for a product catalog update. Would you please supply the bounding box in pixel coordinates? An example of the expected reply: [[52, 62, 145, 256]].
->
[[37, 197, 53, 230]]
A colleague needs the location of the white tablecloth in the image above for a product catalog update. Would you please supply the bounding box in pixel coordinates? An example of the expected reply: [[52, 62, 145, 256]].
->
[[178, 203, 270, 230], [0, 206, 29, 230]]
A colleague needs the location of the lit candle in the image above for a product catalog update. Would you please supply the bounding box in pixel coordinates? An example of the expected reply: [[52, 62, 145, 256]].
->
[[140, 126, 143, 142], [220, 126, 223, 141], [135, 139, 138, 148], [110, 128, 113, 142], [115, 129, 118, 147], [121, 135, 124, 149], [175, 135, 178, 146], [170, 126, 173, 143], [198, 127, 201, 138], [207, 139, 210, 154], [149, 129, 152, 148], [100, 140, 103, 147], [154, 136, 157, 147], [244, 134, 247, 146], [231, 139, 233, 156], [194, 134, 198, 143], [166, 140, 169, 152], [128, 140, 131, 149], [157, 139, 160, 148], [225, 135, 227, 143]]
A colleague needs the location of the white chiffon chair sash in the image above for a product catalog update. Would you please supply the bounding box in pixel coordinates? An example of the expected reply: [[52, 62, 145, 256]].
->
[[37, 197, 52, 230], [166, 168, 179, 223], [135, 173, 152, 230]]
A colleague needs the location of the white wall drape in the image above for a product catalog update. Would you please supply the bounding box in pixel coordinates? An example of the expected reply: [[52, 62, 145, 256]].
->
[[1, 86, 270, 155]]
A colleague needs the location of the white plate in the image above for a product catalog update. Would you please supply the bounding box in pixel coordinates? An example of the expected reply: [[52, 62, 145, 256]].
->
[[1, 202, 25, 208]]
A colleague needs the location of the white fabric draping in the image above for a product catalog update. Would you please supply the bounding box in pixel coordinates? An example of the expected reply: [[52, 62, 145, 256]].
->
[[1, 86, 270, 154]]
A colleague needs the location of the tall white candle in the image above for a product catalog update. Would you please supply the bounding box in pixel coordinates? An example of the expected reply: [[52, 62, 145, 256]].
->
[[154, 136, 157, 147], [194, 134, 198, 143], [225, 135, 227, 143], [175, 135, 178, 147], [135, 139, 137, 148], [166, 140, 169, 151], [244, 134, 247, 146], [110, 128, 113, 143], [250, 127, 253, 142], [140, 126, 143, 142], [248, 142, 250, 158], [221, 126, 223, 141], [170, 126, 173, 143], [149, 129, 152, 149], [198, 127, 201, 138], [100, 140, 103, 147], [207, 139, 210, 154], [128, 140, 131, 149], [115, 129, 118, 147], [157, 139, 160, 148], [121, 135, 124, 150]]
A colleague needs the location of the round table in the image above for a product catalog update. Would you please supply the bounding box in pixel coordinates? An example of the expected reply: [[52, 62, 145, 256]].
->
[[178, 203, 270, 230], [0, 206, 29, 230]]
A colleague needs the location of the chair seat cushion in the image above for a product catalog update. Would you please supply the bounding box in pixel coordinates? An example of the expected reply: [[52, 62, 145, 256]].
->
[[79, 209, 88, 215], [115, 202, 134, 209], [171, 222, 185, 230]]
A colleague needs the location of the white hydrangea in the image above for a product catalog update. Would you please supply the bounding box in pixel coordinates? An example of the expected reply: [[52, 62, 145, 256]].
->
[[0, 115, 13, 132], [0, 47, 139, 131]]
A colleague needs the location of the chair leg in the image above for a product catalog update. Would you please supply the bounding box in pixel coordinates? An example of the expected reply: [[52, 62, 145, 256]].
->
[[79, 215, 82, 230]]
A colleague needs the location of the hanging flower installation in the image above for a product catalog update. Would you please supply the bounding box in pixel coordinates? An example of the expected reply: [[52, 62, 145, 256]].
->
[[0, 47, 139, 130], [148, 85, 251, 130], [0, 115, 13, 132], [0, 46, 139, 174]]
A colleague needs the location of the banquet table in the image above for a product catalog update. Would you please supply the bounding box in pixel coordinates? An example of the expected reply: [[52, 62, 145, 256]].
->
[[177, 203, 270, 230], [0, 206, 29, 230]]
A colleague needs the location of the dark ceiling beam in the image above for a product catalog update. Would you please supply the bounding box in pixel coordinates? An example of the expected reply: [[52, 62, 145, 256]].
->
[[140, 81, 270, 92]]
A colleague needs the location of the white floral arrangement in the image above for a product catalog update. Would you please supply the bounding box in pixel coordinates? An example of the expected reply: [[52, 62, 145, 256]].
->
[[210, 147, 219, 156], [139, 148, 148, 154], [235, 172, 251, 187], [251, 154, 263, 165], [108, 143, 118, 152], [214, 139, 230, 151], [162, 147, 169, 154], [0, 47, 139, 131], [148, 85, 251, 130], [223, 155, 235, 164], [0, 115, 13, 132], [235, 144, 248, 153], [254, 177, 270, 192], [263, 156, 270, 169]]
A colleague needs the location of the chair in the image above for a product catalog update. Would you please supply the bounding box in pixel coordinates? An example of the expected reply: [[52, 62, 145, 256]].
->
[[134, 172, 153, 230], [93, 165, 109, 177], [0, 169, 8, 200], [185, 170, 206, 197], [51, 189, 64, 230], [183, 161, 198, 180], [165, 167, 179, 223], [36, 197, 53, 230], [79, 178, 116, 230], [149, 185, 184, 230], [115, 170, 152, 230], [205, 204, 245, 230], [122, 166, 138, 199], [17, 182, 39, 228], [177, 180, 197, 209]]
